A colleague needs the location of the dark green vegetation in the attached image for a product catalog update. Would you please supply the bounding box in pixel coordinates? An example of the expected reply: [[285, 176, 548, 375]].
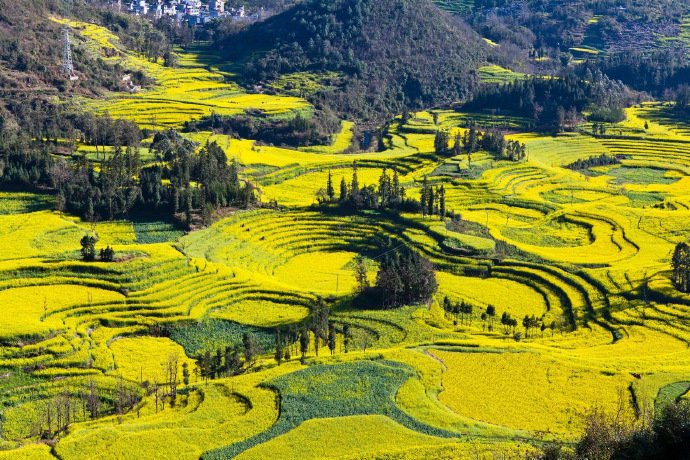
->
[[170, 319, 275, 357], [608, 167, 679, 186], [212, 0, 485, 121], [566, 154, 621, 171], [317, 165, 421, 213], [202, 360, 458, 459], [464, 75, 633, 133], [184, 111, 341, 148], [452, 0, 690, 55], [538, 400, 690, 460], [672, 242, 690, 293]]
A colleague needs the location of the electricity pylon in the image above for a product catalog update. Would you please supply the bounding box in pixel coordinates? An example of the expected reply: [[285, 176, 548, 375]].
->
[[62, 0, 78, 80]]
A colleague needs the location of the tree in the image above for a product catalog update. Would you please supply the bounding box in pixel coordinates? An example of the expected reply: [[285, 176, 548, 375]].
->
[[434, 130, 450, 155], [182, 362, 189, 387], [326, 169, 335, 202], [299, 328, 309, 364], [100, 246, 115, 262], [486, 305, 496, 330], [86, 379, 99, 420], [672, 242, 690, 293], [328, 322, 336, 355], [427, 185, 434, 217], [392, 169, 400, 199], [350, 161, 360, 201], [353, 255, 369, 292], [378, 168, 391, 206], [275, 330, 283, 365], [166, 354, 179, 406], [439, 185, 446, 220], [343, 323, 351, 353], [243, 333, 259, 368], [339, 176, 348, 201], [80, 234, 98, 261]]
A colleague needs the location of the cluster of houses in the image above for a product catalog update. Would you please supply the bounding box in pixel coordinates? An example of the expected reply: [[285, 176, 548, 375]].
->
[[122, 1, 263, 25]]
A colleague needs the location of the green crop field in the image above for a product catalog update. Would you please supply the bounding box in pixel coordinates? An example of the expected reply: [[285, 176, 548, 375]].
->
[[2, 13, 690, 460]]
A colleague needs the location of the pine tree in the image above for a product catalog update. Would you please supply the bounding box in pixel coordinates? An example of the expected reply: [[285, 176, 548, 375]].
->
[[434, 130, 450, 155], [326, 170, 335, 202], [350, 162, 359, 199], [299, 328, 309, 363], [353, 255, 369, 292], [339, 177, 348, 202], [378, 168, 390, 206], [392, 170, 400, 200], [439, 185, 446, 220], [343, 324, 351, 353], [328, 323, 336, 355], [453, 132, 462, 156], [274, 331, 283, 365], [421, 177, 429, 217]]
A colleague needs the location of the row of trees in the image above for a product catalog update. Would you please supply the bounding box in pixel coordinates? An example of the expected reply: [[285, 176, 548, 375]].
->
[[463, 73, 631, 132], [1, 106, 258, 224], [317, 163, 420, 212], [443, 299, 569, 339], [566, 154, 620, 171], [435, 125, 526, 162], [193, 299, 378, 379], [32, 377, 139, 440], [184, 111, 342, 149], [420, 178, 446, 219]]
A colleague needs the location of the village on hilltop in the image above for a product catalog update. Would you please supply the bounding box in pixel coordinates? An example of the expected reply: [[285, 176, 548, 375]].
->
[[122, 0, 264, 25]]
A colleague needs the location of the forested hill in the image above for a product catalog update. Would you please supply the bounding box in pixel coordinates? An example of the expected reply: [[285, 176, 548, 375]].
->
[[441, 0, 690, 53], [212, 0, 487, 121]]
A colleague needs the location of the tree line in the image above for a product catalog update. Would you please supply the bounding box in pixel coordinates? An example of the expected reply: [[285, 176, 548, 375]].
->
[[193, 298, 378, 381], [463, 73, 632, 132], [442, 298, 569, 339], [31, 377, 140, 440], [565, 154, 620, 171], [435, 124, 527, 162], [184, 110, 342, 149], [317, 163, 421, 213]]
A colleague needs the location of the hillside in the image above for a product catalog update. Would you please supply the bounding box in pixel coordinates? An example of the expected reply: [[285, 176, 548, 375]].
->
[[0, 1, 169, 123], [439, 0, 690, 54], [213, 0, 487, 121]]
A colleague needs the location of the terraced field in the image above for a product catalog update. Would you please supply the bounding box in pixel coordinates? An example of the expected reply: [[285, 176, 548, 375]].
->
[[2, 18, 690, 460]]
